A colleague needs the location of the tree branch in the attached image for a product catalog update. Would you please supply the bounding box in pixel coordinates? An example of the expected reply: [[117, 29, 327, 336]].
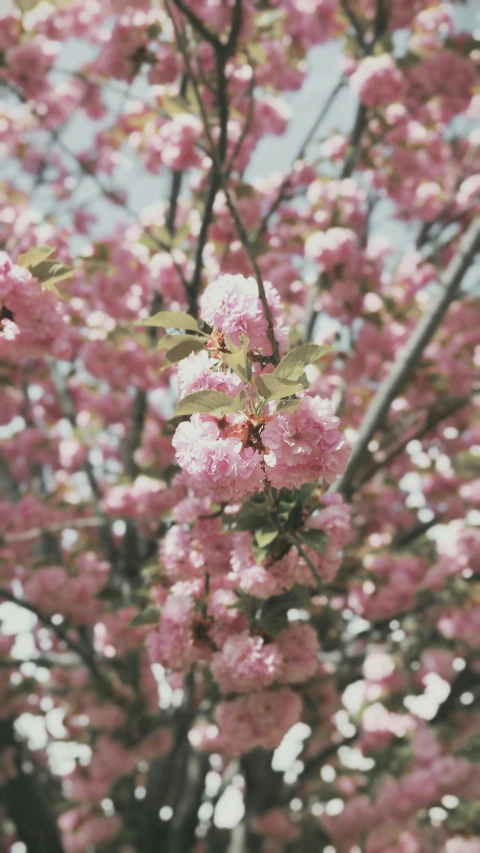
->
[[167, 0, 281, 362], [171, 0, 221, 47], [359, 393, 473, 482], [254, 78, 345, 242], [0, 588, 117, 699], [334, 217, 480, 498]]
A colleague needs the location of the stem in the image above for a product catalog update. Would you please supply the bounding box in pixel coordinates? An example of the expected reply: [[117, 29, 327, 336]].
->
[[167, 1, 281, 363], [286, 534, 323, 589]]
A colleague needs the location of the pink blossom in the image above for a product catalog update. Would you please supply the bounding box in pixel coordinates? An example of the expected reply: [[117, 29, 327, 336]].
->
[[148, 44, 182, 84], [176, 349, 243, 398], [215, 687, 302, 755], [199, 274, 288, 356], [172, 413, 265, 501], [156, 115, 202, 171], [228, 533, 313, 598], [211, 631, 282, 694], [147, 593, 207, 672], [276, 622, 319, 683], [252, 808, 300, 841], [262, 396, 350, 489], [0, 251, 70, 358], [350, 55, 404, 108], [304, 227, 359, 272], [6, 41, 53, 99]]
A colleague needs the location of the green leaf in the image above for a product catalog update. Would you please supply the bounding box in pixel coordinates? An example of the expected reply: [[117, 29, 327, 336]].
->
[[260, 598, 289, 636], [17, 245, 55, 269], [297, 529, 329, 554], [254, 524, 279, 548], [277, 498, 297, 523], [256, 9, 284, 29], [252, 541, 272, 564], [232, 592, 261, 623], [30, 260, 75, 290], [274, 344, 332, 381], [232, 495, 268, 532], [222, 335, 252, 383], [157, 333, 205, 351], [276, 399, 301, 413], [457, 733, 480, 763], [233, 511, 268, 532], [130, 606, 161, 627], [247, 44, 267, 65], [291, 583, 313, 607], [162, 89, 199, 116], [161, 339, 205, 368], [256, 374, 306, 402], [140, 311, 200, 332], [174, 389, 237, 418], [214, 390, 246, 415]]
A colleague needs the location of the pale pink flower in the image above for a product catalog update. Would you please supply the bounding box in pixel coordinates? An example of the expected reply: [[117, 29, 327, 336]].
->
[[350, 55, 404, 107], [304, 227, 359, 272], [173, 414, 264, 501], [176, 349, 243, 398], [199, 274, 288, 355], [276, 622, 319, 683], [262, 396, 350, 489], [211, 631, 282, 694], [215, 687, 302, 755]]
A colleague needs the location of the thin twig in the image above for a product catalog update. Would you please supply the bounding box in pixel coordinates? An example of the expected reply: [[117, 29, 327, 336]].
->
[[254, 78, 345, 242], [286, 534, 323, 589], [167, 0, 281, 363]]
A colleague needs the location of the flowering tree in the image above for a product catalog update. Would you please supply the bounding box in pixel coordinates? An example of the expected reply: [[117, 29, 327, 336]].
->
[[0, 0, 479, 851]]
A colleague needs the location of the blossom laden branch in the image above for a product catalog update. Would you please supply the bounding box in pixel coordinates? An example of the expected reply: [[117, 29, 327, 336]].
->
[[334, 217, 480, 498]]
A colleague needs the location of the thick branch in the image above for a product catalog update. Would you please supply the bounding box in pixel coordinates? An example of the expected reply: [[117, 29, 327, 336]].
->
[[0, 457, 20, 503], [171, 0, 221, 47], [334, 217, 480, 498], [1, 719, 66, 853], [0, 588, 116, 699]]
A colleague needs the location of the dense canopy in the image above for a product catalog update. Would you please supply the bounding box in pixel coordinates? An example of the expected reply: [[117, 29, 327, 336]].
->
[[0, 1, 479, 852]]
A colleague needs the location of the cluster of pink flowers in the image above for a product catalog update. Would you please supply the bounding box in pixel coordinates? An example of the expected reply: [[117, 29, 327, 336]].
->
[[211, 622, 319, 694], [173, 413, 265, 502], [0, 251, 70, 358], [437, 605, 480, 650], [349, 553, 427, 620], [262, 396, 351, 489], [213, 687, 302, 755], [176, 349, 243, 398], [199, 274, 288, 355], [327, 752, 477, 848], [23, 554, 109, 624], [304, 226, 359, 273], [4, 39, 56, 99], [173, 398, 349, 501], [350, 54, 404, 108]]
